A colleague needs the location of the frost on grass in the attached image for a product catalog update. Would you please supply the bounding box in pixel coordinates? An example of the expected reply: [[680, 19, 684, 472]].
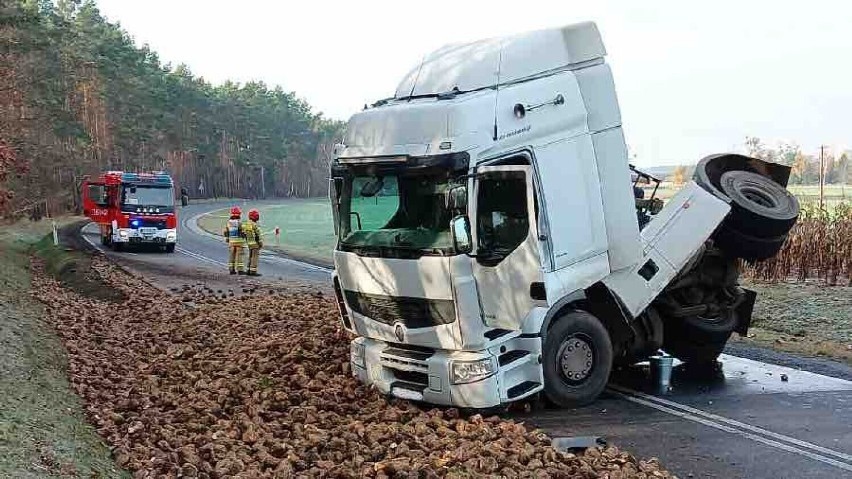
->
[[33, 258, 674, 478]]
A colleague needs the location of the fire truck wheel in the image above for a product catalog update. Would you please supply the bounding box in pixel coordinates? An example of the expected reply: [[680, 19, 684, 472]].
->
[[542, 310, 613, 407], [111, 241, 123, 252], [719, 170, 799, 238], [165, 244, 175, 253]]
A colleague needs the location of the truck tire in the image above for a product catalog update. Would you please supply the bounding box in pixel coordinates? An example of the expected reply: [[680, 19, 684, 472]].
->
[[165, 244, 175, 253], [720, 170, 799, 238], [663, 311, 736, 364], [543, 310, 613, 407], [715, 225, 788, 262]]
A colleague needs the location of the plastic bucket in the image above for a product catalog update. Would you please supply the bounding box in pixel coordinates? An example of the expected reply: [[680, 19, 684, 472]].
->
[[650, 355, 674, 390]]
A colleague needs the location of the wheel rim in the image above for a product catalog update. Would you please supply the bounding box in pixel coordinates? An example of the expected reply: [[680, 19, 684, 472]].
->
[[557, 334, 595, 383]]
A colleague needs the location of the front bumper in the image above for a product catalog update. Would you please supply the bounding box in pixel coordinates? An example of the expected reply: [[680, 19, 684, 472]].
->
[[113, 227, 177, 244], [351, 336, 543, 409]]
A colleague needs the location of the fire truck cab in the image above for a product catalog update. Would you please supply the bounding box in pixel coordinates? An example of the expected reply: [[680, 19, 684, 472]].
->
[[82, 171, 178, 252]]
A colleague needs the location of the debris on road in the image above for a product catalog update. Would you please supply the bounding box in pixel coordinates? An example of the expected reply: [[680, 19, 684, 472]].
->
[[781, 373, 789, 382], [32, 256, 675, 477]]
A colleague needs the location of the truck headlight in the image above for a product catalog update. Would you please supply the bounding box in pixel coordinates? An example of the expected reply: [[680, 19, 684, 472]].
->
[[451, 358, 495, 385], [351, 342, 366, 369], [166, 232, 177, 242], [118, 230, 129, 238]]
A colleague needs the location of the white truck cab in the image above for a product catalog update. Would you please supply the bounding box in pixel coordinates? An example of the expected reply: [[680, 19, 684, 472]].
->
[[329, 22, 798, 408]]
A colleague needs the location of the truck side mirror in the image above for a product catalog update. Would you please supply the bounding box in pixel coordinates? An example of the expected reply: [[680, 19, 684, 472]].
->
[[450, 215, 472, 254], [447, 185, 467, 211]]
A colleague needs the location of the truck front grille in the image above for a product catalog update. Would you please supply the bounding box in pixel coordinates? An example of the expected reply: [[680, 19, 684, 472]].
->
[[343, 290, 455, 329], [132, 218, 167, 229]]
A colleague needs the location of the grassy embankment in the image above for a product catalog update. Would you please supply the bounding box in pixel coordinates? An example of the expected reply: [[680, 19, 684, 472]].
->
[[0, 219, 123, 477]]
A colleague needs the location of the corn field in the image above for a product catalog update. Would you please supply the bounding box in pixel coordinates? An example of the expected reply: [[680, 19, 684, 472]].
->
[[743, 202, 852, 285]]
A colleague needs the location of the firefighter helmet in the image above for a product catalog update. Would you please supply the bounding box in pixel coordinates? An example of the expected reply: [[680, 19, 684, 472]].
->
[[230, 206, 242, 218], [249, 209, 259, 221]]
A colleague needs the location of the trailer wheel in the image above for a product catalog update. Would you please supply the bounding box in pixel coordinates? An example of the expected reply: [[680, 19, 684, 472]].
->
[[715, 225, 788, 262], [720, 170, 799, 238], [543, 310, 613, 407], [663, 311, 736, 364]]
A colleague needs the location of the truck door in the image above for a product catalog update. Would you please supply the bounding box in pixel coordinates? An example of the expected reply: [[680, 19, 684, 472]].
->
[[82, 181, 110, 224], [471, 165, 544, 330]]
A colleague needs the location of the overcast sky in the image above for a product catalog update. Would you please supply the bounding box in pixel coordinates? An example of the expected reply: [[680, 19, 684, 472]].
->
[[96, 0, 851, 166]]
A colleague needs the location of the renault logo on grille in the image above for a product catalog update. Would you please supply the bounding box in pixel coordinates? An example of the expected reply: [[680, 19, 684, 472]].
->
[[394, 323, 405, 342]]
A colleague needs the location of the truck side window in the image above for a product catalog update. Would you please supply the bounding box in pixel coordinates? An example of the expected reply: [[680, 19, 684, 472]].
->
[[88, 185, 108, 206], [477, 172, 529, 259]]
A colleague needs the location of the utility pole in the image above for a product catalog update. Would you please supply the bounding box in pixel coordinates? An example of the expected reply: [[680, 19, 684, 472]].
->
[[260, 165, 266, 199], [819, 145, 825, 209]]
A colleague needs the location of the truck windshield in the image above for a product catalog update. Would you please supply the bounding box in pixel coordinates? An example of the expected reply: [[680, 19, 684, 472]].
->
[[338, 172, 461, 255], [122, 185, 174, 210]]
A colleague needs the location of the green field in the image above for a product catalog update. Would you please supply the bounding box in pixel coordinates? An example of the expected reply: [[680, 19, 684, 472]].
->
[[199, 199, 337, 265], [644, 183, 849, 206]]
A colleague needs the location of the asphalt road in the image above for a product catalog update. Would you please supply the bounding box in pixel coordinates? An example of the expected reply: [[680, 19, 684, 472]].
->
[[80, 200, 852, 479], [80, 201, 331, 289]]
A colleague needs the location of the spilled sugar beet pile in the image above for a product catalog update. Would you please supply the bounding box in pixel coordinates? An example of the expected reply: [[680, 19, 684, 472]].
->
[[32, 257, 674, 478]]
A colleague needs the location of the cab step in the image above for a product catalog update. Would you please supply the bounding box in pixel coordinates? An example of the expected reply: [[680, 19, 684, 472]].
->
[[507, 381, 541, 400]]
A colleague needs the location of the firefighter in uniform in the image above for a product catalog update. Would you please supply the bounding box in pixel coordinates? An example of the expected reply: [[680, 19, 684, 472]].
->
[[242, 209, 263, 276], [223, 206, 246, 274]]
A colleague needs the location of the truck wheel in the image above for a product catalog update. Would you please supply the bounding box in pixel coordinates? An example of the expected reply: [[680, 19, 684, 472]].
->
[[663, 311, 736, 364], [720, 170, 799, 238], [715, 225, 788, 262], [543, 310, 613, 407], [111, 241, 123, 252], [165, 244, 175, 253]]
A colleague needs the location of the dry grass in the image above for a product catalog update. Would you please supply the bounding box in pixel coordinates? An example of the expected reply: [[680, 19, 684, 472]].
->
[[743, 202, 852, 285]]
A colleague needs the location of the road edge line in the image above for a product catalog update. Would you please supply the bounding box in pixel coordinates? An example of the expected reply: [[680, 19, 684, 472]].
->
[[608, 386, 852, 471]]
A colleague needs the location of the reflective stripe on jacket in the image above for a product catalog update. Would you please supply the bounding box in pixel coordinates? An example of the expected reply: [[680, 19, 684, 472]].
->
[[241, 220, 262, 247], [224, 218, 246, 245]]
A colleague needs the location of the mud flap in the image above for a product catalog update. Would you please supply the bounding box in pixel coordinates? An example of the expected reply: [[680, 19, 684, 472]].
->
[[734, 288, 757, 336]]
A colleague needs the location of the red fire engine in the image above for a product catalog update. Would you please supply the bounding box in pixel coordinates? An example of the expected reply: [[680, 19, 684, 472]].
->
[[81, 171, 178, 252]]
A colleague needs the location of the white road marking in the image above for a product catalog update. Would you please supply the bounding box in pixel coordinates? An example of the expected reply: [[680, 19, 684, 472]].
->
[[81, 225, 104, 251], [609, 385, 852, 472], [260, 251, 332, 274], [175, 246, 227, 267]]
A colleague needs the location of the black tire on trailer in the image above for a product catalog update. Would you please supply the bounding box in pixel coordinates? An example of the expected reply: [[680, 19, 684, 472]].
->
[[719, 170, 799, 238], [542, 310, 613, 407], [715, 225, 788, 262], [663, 311, 736, 364]]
